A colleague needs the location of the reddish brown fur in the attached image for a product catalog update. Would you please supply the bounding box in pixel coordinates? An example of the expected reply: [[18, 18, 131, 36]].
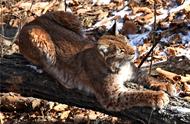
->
[[17, 11, 176, 111]]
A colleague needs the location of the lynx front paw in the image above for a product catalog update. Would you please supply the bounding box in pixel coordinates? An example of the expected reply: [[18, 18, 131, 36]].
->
[[150, 83, 177, 96], [154, 91, 170, 109]]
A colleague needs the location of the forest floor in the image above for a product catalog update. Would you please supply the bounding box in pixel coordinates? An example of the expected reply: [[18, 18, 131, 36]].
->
[[1, 0, 190, 123]]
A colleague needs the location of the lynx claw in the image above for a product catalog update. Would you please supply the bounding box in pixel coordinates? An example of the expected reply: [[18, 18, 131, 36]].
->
[[156, 91, 170, 109], [165, 83, 177, 96]]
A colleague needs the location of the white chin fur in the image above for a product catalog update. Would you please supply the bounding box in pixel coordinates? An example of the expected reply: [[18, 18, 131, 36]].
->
[[115, 62, 134, 87]]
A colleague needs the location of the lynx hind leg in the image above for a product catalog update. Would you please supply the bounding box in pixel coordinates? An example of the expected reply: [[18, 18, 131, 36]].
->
[[96, 84, 169, 111], [147, 77, 177, 96], [18, 25, 56, 66], [137, 74, 177, 96]]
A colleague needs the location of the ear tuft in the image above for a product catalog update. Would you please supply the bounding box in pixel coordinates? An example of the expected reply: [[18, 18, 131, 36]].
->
[[106, 21, 117, 35], [106, 16, 121, 36]]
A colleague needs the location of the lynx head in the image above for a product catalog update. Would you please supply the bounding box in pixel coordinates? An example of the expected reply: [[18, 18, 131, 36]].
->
[[97, 35, 135, 73]]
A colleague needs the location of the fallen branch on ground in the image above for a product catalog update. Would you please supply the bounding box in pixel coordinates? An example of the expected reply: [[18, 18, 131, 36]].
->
[[156, 68, 190, 83]]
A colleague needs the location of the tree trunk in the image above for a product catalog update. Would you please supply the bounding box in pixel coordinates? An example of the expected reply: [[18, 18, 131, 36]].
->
[[0, 53, 190, 124]]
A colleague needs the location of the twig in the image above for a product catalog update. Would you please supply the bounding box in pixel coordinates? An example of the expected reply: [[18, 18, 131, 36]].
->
[[138, 1, 158, 69], [137, 39, 159, 68], [148, 0, 157, 75], [65, 0, 67, 11], [1, 0, 35, 57], [148, 0, 190, 25], [148, 109, 155, 124], [0, 1, 4, 57]]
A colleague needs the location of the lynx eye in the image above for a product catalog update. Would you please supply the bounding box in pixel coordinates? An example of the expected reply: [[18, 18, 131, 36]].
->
[[120, 49, 125, 53]]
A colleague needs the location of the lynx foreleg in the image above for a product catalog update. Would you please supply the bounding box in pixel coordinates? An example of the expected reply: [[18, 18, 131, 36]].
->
[[96, 84, 169, 111]]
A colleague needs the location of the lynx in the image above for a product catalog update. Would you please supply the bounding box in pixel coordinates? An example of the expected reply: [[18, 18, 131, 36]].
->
[[17, 11, 176, 111]]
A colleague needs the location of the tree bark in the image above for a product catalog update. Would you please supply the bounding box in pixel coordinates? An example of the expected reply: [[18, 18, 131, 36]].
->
[[0, 53, 190, 124]]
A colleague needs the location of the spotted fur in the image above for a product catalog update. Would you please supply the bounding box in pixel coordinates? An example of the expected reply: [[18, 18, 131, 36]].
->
[[17, 11, 176, 111]]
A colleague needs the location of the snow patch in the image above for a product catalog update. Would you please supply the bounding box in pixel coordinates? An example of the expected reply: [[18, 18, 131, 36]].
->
[[128, 32, 150, 46], [180, 32, 190, 44], [171, 106, 190, 113], [26, 65, 43, 73]]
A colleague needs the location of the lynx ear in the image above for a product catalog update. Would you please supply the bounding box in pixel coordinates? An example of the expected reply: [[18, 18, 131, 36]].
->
[[106, 16, 121, 35], [97, 44, 109, 56], [106, 21, 118, 36]]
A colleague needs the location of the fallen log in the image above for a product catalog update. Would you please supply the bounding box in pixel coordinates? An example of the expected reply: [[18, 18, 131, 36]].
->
[[156, 68, 190, 83], [0, 92, 44, 112], [0, 53, 190, 124]]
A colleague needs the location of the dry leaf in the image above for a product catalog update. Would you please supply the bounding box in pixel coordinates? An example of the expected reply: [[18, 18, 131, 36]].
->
[[77, 8, 89, 14], [0, 112, 5, 124], [183, 83, 190, 92], [166, 47, 176, 56], [88, 111, 98, 120], [74, 113, 88, 123], [184, 96, 190, 102], [53, 104, 68, 112], [60, 111, 70, 120], [176, 0, 185, 5], [121, 21, 137, 35], [32, 99, 41, 109], [98, 11, 108, 20]]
